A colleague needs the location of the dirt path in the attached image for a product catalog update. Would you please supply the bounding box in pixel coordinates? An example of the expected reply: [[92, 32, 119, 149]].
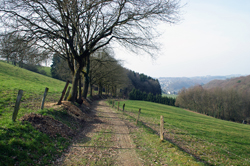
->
[[57, 100, 142, 166]]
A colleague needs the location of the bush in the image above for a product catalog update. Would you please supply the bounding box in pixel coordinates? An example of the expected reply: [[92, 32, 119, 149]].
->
[[38, 69, 47, 76], [22, 63, 39, 73]]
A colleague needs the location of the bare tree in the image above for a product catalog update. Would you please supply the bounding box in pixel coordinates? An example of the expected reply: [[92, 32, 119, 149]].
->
[[0, 0, 180, 102], [0, 32, 49, 66]]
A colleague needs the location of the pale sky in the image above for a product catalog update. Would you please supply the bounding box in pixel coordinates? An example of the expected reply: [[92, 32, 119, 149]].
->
[[113, 0, 250, 78]]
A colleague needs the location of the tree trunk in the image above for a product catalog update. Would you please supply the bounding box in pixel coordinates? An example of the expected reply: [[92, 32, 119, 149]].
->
[[68, 68, 81, 102], [114, 85, 117, 97], [98, 82, 102, 96], [111, 86, 113, 97], [90, 84, 93, 97], [78, 74, 82, 99], [82, 55, 90, 99], [107, 85, 109, 95], [89, 72, 93, 97]]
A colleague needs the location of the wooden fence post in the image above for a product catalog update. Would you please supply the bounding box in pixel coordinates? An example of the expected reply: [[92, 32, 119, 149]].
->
[[160, 115, 164, 141], [136, 108, 141, 125], [12, 90, 23, 122], [64, 86, 71, 100], [123, 103, 125, 112], [117, 102, 120, 111], [58, 80, 70, 105], [41, 87, 49, 110]]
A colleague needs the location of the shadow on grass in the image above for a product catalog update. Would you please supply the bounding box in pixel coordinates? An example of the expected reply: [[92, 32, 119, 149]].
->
[[0, 100, 104, 166], [0, 121, 70, 165], [140, 121, 214, 166], [123, 110, 213, 166]]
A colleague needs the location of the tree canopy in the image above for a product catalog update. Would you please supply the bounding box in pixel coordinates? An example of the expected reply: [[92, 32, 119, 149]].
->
[[0, 0, 180, 102]]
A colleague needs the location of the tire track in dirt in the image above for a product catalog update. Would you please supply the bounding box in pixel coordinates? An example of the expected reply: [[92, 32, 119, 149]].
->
[[57, 100, 141, 166], [94, 100, 142, 166]]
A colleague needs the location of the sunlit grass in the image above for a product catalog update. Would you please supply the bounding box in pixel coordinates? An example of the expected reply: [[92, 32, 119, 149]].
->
[[114, 100, 250, 165], [36, 65, 52, 77], [0, 61, 73, 165], [162, 93, 178, 98]]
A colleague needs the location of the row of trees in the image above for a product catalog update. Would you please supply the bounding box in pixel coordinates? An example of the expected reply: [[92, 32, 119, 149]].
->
[[175, 85, 250, 123], [50, 50, 162, 99], [0, 0, 180, 103], [50, 49, 129, 99], [129, 88, 176, 106]]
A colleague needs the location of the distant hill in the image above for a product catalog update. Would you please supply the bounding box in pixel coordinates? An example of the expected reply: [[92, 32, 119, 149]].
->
[[158, 75, 241, 94], [0, 60, 52, 77], [203, 75, 250, 92]]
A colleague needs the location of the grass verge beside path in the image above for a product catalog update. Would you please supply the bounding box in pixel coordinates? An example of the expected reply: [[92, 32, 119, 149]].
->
[[110, 100, 250, 165], [108, 100, 205, 165], [0, 61, 77, 165]]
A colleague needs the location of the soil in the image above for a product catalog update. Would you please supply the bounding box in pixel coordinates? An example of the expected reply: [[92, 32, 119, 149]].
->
[[21, 101, 89, 138], [56, 100, 142, 166], [21, 113, 75, 138]]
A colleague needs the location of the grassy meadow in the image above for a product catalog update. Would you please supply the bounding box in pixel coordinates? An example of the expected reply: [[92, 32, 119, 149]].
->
[[0, 61, 68, 122], [1, 60, 250, 165], [0, 61, 73, 165], [114, 100, 250, 165], [162, 93, 178, 98], [36, 65, 52, 77]]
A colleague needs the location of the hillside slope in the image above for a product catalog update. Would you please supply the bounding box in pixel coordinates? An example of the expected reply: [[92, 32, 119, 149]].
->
[[158, 75, 240, 94], [118, 100, 250, 165], [203, 75, 250, 92], [0, 61, 65, 95], [0, 61, 77, 165]]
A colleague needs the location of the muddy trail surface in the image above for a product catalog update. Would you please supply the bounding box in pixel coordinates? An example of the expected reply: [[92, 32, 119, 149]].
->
[[56, 100, 142, 166]]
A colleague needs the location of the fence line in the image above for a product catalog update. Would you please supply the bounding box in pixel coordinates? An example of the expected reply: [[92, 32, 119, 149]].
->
[[41, 87, 49, 110], [111, 100, 250, 165], [58, 80, 70, 105], [121, 107, 221, 165], [12, 90, 23, 122], [11, 84, 68, 121]]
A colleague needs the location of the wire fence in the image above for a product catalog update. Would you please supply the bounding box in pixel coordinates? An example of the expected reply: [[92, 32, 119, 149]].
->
[[10, 82, 69, 121], [110, 100, 250, 165]]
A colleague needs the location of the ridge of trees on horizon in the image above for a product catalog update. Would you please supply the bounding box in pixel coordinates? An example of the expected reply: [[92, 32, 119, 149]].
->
[[175, 85, 250, 123]]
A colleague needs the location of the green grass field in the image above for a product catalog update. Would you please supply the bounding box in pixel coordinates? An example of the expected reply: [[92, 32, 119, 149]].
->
[[37, 65, 52, 77], [2, 60, 250, 165], [115, 100, 250, 165], [162, 93, 178, 98], [0, 61, 72, 165], [0, 61, 67, 118]]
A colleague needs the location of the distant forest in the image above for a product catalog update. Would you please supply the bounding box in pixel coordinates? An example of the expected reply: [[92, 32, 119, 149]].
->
[[126, 70, 161, 95], [176, 75, 250, 123], [129, 88, 176, 106]]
